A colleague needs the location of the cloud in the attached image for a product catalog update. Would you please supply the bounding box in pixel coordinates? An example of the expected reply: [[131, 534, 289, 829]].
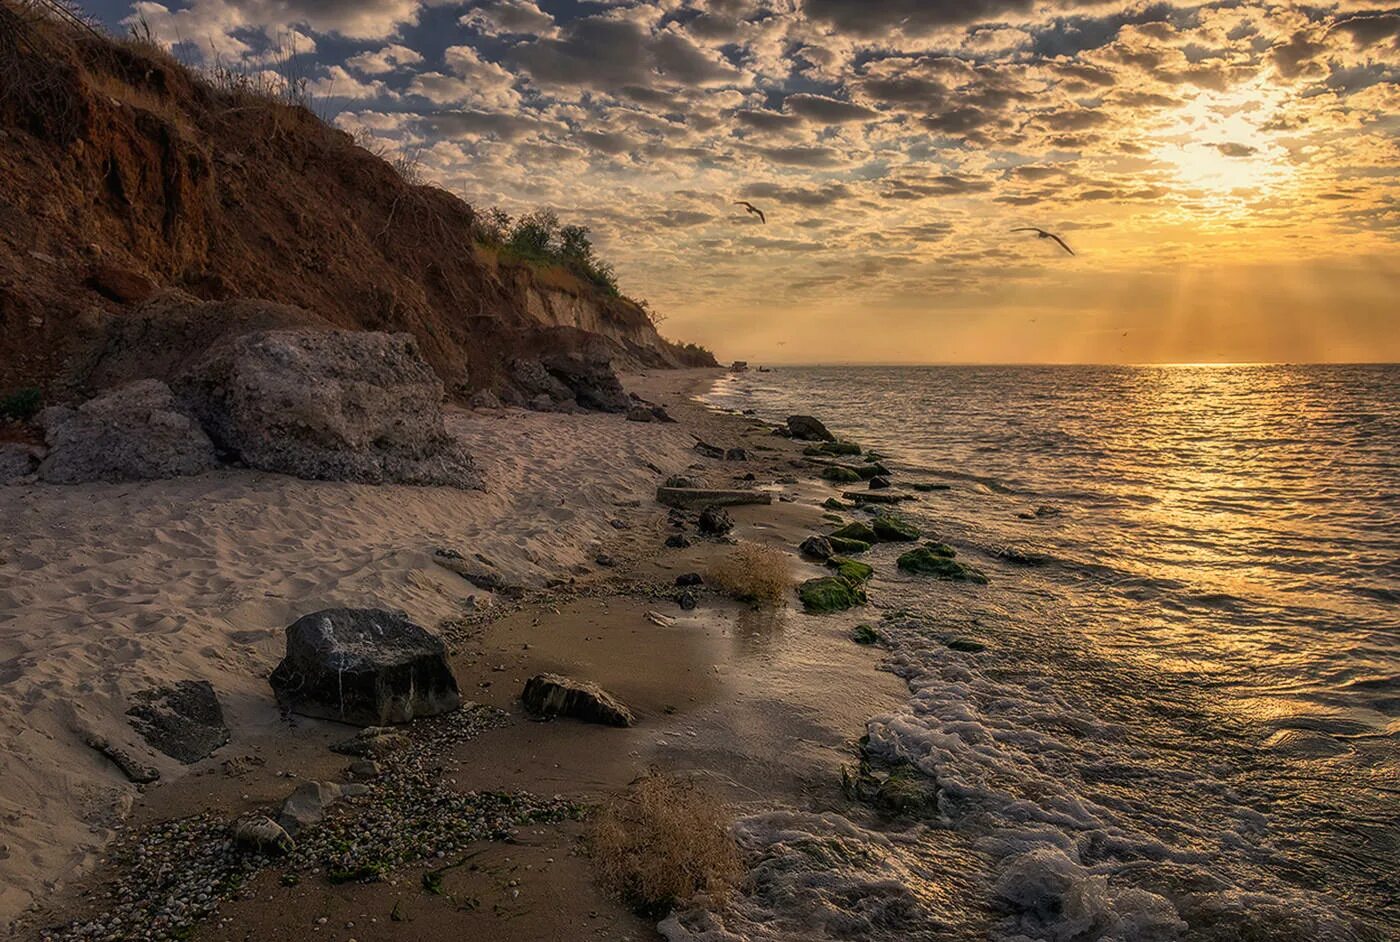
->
[[346, 43, 423, 75], [459, 0, 556, 37], [783, 93, 881, 123]]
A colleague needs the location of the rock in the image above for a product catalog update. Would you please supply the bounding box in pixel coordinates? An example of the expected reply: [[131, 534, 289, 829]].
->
[[511, 357, 575, 405], [656, 486, 772, 509], [88, 263, 157, 304], [821, 466, 862, 484], [539, 352, 631, 412], [0, 443, 43, 483], [528, 393, 557, 412], [822, 497, 847, 511], [692, 438, 726, 459], [232, 815, 294, 855], [805, 441, 861, 456], [432, 548, 514, 593], [595, 553, 615, 567], [871, 516, 920, 542], [665, 533, 692, 549], [37, 380, 218, 484], [729, 361, 748, 372], [650, 405, 677, 423], [944, 638, 987, 653], [724, 447, 749, 461], [697, 505, 734, 537], [180, 329, 480, 487], [798, 576, 865, 614], [851, 624, 881, 645], [911, 482, 951, 492], [1018, 504, 1061, 520], [664, 474, 706, 489], [521, 673, 634, 727], [330, 727, 406, 758], [830, 521, 878, 543], [468, 389, 503, 410], [347, 758, 383, 778], [83, 734, 159, 784], [786, 415, 835, 442], [799, 535, 835, 560], [675, 572, 704, 587], [125, 680, 229, 764], [897, 546, 988, 583], [269, 609, 462, 726], [277, 781, 343, 837], [844, 491, 911, 505], [677, 591, 698, 610], [626, 405, 656, 422], [842, 754, 937, 819], [992, 545, 1045, 565], [827, 535, 872, 555], [868, 476, 891, 490], [827, 556, 873, 583]]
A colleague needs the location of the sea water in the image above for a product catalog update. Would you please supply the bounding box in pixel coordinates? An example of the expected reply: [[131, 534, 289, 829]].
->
[[672, 365, 1398, 942]]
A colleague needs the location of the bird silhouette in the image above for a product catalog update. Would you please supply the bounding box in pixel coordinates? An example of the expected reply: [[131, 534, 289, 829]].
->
[[734, 201, 766, 224], [1011, 227, 1074, 256]]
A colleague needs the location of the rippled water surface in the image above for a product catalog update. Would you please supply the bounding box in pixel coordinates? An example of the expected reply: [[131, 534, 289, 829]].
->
[[683, 365, 1398, 942]]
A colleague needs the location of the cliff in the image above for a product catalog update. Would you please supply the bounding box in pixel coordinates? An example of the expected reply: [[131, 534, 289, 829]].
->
[[0, 2, 714, 405]]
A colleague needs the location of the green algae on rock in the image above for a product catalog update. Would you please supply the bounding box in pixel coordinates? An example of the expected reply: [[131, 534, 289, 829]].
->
[[871, 515, 919, 542], [798, 576, 866, 613], [897, 546, 988, 583], [827, 556, 873, 583], [830, 521, 877, 543], [827, 535, 872, 555], [851, 624, 881, 645]]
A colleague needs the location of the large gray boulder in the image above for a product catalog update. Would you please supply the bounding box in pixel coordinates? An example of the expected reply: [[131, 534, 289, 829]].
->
[[180, 329, 480, 488], [786, 414, 835, 442], [268, 608, 461, 726], [37, 379, 218, 483]]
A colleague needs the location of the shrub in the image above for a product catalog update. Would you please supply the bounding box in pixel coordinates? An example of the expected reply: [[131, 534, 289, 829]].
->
[[0, 388, 42, 422], [476, 205, 623, 297], [706, 542, 793, 607], [591, 773, 742, 917]]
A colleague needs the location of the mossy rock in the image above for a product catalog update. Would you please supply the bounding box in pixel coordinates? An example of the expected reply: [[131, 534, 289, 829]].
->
[[819, 441, 862, 456], [798, 576, 865, 613], [897, 547, 987, 583], [871, 515, 919, 542], [944, 638, 986, 653], [827, 556, 873, 583], [851, 624, 881, 645], [830, 521, 877, 543], [827, 536, 871, 555], [820, 466, 862, 484], [922, 541, 956, 557], [822, 513, 847, 525], [859, 463, 891, 479], [822, 497, 847, 511], [841, 755, 937, 818]]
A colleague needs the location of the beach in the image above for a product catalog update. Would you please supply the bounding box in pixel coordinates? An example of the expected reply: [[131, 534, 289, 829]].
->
[[2, 367, 902, 940]]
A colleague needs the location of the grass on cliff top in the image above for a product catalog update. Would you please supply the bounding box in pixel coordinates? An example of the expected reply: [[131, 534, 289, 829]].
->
[[707, 542, 795, 607], [590, 773, 742, 917]]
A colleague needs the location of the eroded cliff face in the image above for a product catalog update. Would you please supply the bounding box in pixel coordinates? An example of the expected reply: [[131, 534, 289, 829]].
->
[[0, 7, 713, 404]]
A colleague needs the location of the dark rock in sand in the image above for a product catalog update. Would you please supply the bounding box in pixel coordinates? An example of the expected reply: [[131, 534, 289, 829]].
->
[[675, 572, 704, 587], [897, 546, 988, 583], [868, 476, 891, 490], [521, 673, 634, 726], [38, 380, 218, 484], [804, 441, 861, 456], [626, 405, 656, 422], [693, 439, 726, 459], [0, 442, 44, 483], [786, 415, 835, 442], [698, 504, 734, 537], [84, 734, 159, 784], [677, 591, 698, 611], [665, 533, 692, 549], [724, 447, 750, 462], [126, 680, 229, 764], [664, 474, 706, 489], [844, 490, 911, 505], [329, 727, 407, 758], [871, 515, 920, 542], [822, 497, 847, 511], [992, 545, 1045, 565], [851, 624, 881, 645], [1018, 504, 1061, 520], [821, 465, 862, 484], [539, 352, 631, 412], [800, 535, 835, 560], [798, 576, 865, 614], [843, 754, 937, 819], [827, 556, 873, 584], [269, 608, 461, 726], [180, 329, 480, 487], [827, 535, 872, 555], [432, 548, 514, 592], [830, 521, 878, 544], [911, 482, 951, 492], [657, 486, 771, 509], [944, 638, 987, 653]]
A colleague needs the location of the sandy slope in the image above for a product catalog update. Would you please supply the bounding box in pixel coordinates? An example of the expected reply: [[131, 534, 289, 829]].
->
[[0, 371, 717, 926]]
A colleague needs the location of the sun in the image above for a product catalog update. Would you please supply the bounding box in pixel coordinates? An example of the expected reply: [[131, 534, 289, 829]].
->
[[1148, 78, 1298, 204]]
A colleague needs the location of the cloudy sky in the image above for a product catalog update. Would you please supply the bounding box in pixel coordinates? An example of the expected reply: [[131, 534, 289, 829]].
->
[[84, 0, 1399, 363]]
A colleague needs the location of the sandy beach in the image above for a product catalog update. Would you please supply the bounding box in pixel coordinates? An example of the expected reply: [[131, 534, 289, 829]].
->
[[2, 368, 901, 939]]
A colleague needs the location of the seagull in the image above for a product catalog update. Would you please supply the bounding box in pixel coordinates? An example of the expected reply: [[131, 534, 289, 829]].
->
[[1011, 227, 1074, 256], [734, 200, 766, 224]]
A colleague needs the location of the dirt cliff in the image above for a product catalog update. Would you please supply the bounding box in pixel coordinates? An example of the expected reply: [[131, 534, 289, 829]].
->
[[0, 2, 714, 404]]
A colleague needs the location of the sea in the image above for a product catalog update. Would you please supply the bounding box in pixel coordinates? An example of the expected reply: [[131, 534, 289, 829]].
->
[[674, 364, 1399, 942]]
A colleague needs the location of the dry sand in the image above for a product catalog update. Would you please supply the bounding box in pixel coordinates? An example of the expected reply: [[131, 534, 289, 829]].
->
[[2, 368, 903, 939]]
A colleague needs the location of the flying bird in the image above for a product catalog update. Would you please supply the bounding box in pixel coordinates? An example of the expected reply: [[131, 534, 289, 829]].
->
[[1011, 227, 1074, 256], [734, 200, 766, 224]]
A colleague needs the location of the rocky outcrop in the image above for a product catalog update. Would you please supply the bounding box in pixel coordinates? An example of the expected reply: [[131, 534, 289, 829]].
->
[[0, 442, 44, 483], [180, 329, 480, 488], [787, 415, 835, 442], [37, 379, 218, 483], [268, 608, 462, 726], [521, 673, 634, 727], [126, 680, 229, 764]]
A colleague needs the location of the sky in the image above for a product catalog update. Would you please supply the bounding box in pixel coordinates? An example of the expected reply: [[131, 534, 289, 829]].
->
[[82, 0, 1400, 364]]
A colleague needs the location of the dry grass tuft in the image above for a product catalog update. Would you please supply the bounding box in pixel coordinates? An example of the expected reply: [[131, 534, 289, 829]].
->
[[707, 542, 794, 607], [591, 774, 742, 917]]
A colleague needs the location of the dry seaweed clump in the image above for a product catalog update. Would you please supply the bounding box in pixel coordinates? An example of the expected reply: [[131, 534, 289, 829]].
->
[[707, 542, 794, 607], [591, 774, 743, 917]]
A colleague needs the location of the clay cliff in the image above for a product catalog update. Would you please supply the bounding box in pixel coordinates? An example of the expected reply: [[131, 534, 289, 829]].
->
[[0, 3, 715, 406]]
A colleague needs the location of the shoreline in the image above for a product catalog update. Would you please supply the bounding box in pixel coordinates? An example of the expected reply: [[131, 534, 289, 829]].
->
[[5, 367, 907, 940]]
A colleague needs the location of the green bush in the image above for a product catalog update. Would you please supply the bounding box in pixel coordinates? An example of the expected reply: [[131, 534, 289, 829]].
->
[[479, 206, 622, 297], [0, 388, 42, 422]]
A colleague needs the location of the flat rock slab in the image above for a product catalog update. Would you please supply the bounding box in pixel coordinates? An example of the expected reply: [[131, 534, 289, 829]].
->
[[656, 487, 773, 509], [521, 673, 634, 727], [844, 491, 914, 505], [126, 680, 230, 764], [269, 608, 461, 726]]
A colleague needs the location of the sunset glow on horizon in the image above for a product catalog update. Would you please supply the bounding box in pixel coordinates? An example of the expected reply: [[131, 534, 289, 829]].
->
[[88, 0, 1400, 364]]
